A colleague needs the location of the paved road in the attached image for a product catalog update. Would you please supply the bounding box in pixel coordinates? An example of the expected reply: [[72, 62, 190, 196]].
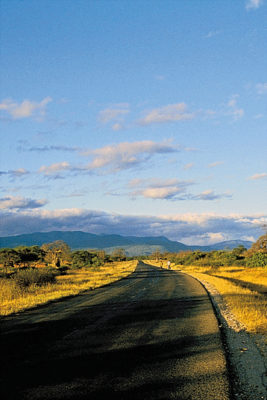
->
[[0, 262, 231, 400]]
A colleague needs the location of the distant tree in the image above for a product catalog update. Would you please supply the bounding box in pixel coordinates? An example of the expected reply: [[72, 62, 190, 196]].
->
[[246, 252, 267, 267], [41, 240, 71, 267], [15, 246, 45, 268], [0, 248, 20, 273], [151, 249, 162, 261], [111, 248, 127, 261], [232, 245, 247, 257], [250, 234, 267, 253], [71, 250, 93, 268]]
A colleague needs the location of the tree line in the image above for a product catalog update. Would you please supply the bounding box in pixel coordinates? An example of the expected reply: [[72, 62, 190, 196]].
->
[[0, 240, 128, 273], [150, 234, 267, 268]]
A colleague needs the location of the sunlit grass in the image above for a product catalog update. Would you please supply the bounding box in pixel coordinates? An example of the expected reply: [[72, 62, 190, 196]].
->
[[171, 264, 267, 335], [0, 260, 137, 316], [144, 260, 266, 334]]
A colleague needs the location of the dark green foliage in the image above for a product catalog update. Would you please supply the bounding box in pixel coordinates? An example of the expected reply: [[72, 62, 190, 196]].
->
[[246, 253, 267, 267], [12, 268, 56, 289], [0, 248, 20, 272], [168, 246, 248, 268], [15, 246, 45, 267], [71, 250, 93, 268]]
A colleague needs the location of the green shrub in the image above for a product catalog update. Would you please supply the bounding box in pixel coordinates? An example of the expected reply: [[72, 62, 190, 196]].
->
[[246, 253, 267, 268], [12, 268, 56, 289]]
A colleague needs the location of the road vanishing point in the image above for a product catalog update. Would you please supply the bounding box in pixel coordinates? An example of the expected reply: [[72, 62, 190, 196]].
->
[[0, 262, 232, 400]]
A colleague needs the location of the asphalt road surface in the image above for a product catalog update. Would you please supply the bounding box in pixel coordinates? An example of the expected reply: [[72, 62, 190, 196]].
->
[[0, 262, 231, 400]]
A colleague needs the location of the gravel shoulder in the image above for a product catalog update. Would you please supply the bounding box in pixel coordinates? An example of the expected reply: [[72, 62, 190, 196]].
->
[[182, 272, 267, 400]]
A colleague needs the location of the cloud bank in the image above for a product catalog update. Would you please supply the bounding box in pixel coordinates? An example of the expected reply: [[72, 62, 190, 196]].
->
[[0, 208, 265, 245]]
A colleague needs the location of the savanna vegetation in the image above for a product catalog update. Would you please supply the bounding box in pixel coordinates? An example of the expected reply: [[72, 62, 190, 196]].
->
[[0, 240, 135, 316], [146, 234, 267, 335], [1, 234, 266, 335]]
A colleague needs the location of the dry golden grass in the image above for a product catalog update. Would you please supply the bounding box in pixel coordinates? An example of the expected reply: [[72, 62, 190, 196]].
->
[[0, 260, 137, 317], [144, 260, 267, 334], [171, 264, 267, 335]]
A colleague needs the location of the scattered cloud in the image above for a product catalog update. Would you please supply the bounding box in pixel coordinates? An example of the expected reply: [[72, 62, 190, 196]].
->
[[39, 161, 71, 176], [81, 140, 179, 173], [129, 178, 193, 200], [0, 196, 47, 210], [19, 145, 79, 153], [37, 141, 179, 177], [226, 95, 244, 120], [183, 163, 194, 170], [192, 190, 232, 201], [139, 103, 195, 126], [98, 104, 129, 130], [208, 161, 224, 168], [0, 97, 52, 120], [0, 168, 29, 179], [246, 0, 263, 10], [0, 208, 265, 245], [248, 172, 267, 180], [99, 105, 129, 123], [128, 178, 230, 202], [205, 30, 221, 38], [256, 82, 267, 94]]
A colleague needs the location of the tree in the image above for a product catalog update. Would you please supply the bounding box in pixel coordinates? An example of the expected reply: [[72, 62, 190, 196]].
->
[[15, 246, 45, 268], [71, 250, 93, 268], [111, 248, 126, 261], [41, 240, 71, 267], [232, 245, 247, 257], [0, 248, 20, 273], [151, 249, 162, 261], [250, 234, 267, 253], [246, 252, 267, 267]]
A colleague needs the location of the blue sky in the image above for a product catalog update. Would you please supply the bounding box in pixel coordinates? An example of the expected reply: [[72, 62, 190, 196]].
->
[[0, 0, 266, 244]]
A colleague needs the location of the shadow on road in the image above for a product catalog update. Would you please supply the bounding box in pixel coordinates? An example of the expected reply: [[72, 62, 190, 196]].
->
[[0, 262, 230, 400]]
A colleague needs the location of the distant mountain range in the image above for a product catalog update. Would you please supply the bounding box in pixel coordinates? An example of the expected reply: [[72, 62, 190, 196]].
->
[[0, 231, 253, 256]]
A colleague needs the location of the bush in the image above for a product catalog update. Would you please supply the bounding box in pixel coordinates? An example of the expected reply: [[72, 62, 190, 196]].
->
[[12, 268, 56, 289], [246, 253, 267, 268]]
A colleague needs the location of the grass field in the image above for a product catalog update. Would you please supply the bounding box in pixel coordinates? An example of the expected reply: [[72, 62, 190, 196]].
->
[[146, 260, 267, 335], [0, 260, 138, 317]]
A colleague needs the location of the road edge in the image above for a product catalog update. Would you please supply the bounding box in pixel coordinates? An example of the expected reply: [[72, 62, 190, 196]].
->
[[181, 272, 267, 400]]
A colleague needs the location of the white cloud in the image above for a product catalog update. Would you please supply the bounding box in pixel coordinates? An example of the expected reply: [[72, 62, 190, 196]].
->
[[130, 178, 193, 200], [246, 0, 263, 10], [82, 140, 179, 172], [128, 178, 230, 202], [38, 141, 179, 176], [194, 190, 232, 201], [0, 196, 47, 210], [0, 208, 265, 245], [0, 97, 52, 119], [208, 161, 224, 168], [256, 82, 267, 94], [248, 172, 267, 180], [139, 103, 195, 125], [39, 161, 71, 175]]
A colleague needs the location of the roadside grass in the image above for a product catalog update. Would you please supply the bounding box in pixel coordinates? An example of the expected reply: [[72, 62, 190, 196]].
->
[[0, 260, 137, 317], [145, 260, 267, 335]]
